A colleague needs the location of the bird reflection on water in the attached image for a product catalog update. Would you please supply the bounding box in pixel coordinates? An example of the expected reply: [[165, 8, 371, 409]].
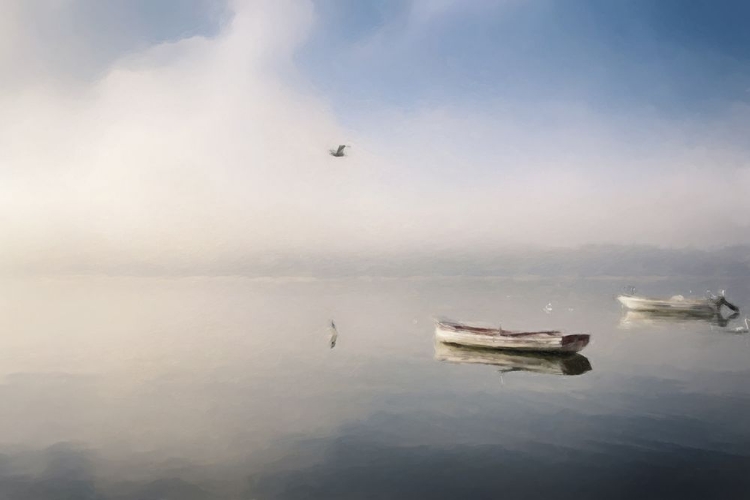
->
[[328, 320, 338, 348]]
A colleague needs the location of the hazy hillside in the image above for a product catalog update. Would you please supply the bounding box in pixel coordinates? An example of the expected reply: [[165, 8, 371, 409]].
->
[[171, 245, 750, 278]]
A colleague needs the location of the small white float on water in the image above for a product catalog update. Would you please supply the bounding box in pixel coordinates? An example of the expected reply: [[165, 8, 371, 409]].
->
[[733, 318, 750, 333]]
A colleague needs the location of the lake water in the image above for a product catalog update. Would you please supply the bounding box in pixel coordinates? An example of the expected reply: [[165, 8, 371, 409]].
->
[[1, 276, 749, 499]]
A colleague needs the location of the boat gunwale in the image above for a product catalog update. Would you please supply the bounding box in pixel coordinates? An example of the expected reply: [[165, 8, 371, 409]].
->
[[435, 321, 562, 337], [618, 295, 718, 307]]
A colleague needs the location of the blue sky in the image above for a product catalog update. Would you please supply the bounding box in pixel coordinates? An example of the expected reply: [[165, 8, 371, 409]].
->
[[1, 0, 749, 272], [297, 0, 750, 119], [17, 0, 749, 117]]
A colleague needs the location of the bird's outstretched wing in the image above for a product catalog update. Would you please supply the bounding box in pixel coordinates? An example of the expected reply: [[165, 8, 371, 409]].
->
[[336, 145, 346, 155]]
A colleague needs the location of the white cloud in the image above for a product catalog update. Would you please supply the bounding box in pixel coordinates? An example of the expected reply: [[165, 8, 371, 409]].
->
[[1, 0, 749, 275]]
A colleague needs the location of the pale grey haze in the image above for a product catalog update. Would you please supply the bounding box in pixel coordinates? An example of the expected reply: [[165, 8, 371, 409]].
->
[[2, 0, 749, 275]]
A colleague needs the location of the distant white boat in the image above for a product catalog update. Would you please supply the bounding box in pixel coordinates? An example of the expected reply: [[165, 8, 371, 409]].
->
[[434, 342, 592, 376], [617, 291, 738, 316], [434, 319, 590, 354]]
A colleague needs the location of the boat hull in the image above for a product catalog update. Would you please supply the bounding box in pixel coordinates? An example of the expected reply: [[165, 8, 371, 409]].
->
[[617, 295, 717, 315], [434, 325, 589, 353]]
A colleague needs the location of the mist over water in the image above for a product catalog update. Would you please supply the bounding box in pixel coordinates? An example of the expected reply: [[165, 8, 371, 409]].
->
[[2, 1, 750, 274], [1, 275, 749, 499]]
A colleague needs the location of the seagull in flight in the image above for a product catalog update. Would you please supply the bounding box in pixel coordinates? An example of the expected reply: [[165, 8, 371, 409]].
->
[[329, 145, 347, 157]]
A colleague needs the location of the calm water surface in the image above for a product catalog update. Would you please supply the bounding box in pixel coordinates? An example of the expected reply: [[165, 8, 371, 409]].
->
[[0, 276, 749, 499]]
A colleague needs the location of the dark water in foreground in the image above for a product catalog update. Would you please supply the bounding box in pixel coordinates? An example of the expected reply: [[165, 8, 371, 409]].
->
[[0, 276, 749, 499]]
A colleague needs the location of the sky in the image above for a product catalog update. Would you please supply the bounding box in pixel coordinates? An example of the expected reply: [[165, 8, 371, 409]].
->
[[1, 0, 749, 274]]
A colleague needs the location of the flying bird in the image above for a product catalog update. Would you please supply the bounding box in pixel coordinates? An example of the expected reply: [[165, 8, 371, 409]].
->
[[329, 145, 347, 157]]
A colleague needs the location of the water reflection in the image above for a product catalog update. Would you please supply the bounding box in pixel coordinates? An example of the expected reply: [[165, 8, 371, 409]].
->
[[434, 342, 592, 376], [0, 443, 219, 500], [1, 276, 749, 499], [329, 320, 338, 348], [619, 310, 741, 328]]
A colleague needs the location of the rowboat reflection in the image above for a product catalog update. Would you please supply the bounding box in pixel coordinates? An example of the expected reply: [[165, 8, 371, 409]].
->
[[434, 342, 592, 376], [618, 310, 740, 329]]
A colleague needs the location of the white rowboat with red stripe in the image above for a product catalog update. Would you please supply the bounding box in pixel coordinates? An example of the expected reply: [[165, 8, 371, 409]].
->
[[435, 319, 590, 354]]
